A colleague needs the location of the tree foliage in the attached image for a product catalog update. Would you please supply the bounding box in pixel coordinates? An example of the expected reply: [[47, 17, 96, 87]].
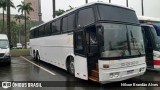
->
[[55, 5, 74, 16], [17, 1, 34, 48]]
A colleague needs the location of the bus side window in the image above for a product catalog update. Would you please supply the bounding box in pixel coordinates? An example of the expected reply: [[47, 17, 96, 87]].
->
[[52, 19, 61, 34], [52, 21, 56, 33], [75, 31, 85, 55], [45, 23, 51, 35], [77, 8, 95, 27]]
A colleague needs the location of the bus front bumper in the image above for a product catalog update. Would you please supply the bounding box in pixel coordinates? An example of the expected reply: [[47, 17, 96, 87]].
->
[[99, 64, 146, 84]]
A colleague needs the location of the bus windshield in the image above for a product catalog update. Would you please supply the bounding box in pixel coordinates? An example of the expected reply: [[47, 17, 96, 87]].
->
[[101, 23, 145, 58], [0, 40, 9, 49]]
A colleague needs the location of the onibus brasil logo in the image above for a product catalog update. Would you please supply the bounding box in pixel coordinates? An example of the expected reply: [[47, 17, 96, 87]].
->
[[2, 82, 11, 89], [1, 81, 42, 88]]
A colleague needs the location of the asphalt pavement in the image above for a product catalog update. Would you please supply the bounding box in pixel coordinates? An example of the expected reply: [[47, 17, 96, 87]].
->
[[0, 56, 160, 90]]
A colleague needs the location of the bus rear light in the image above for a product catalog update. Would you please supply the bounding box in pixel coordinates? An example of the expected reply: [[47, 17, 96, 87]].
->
[[103, 64, 109, 68], [154, 60, 160, 65]]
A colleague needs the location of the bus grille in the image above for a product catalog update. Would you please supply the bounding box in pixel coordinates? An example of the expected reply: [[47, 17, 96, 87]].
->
[[0, 53, 4, 57]]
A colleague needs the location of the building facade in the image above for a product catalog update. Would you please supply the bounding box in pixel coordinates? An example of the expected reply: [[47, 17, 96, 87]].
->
[[24, 0, 39, 21], [0, 0, 40, 22]]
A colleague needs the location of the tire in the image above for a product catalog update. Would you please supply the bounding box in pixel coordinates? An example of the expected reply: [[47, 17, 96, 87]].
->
[[67, 57, 75, 75], [5, 61, 11, 65], [35, 52, 40, 61], [33, 51, 36, 59]]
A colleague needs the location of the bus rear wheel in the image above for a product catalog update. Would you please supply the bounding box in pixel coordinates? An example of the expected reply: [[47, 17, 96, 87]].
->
[[67, 57, 75, 75], [35, 52, 40, 61]]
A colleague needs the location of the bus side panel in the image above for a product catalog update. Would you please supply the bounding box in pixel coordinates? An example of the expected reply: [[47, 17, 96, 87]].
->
[[30, 33, 74, 70], [74, 56, 88, 80]]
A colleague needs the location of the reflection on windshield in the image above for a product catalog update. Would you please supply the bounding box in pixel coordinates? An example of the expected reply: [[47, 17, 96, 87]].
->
[[101, 23, 145, 58], [128, 25, 145, 55], [0, 40, 9, 49], [101, 23, 129, 57]]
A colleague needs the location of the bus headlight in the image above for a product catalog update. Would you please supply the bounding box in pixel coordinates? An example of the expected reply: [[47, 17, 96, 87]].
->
[[110, 72, 120, 79], [139, 67, 145, 72]]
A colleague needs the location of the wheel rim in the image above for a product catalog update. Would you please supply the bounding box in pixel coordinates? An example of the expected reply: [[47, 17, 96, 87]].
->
[[69, 61, 74, 74]]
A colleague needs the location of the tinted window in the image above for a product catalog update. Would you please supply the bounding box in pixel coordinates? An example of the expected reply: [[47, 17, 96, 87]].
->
[[62, 14, 75, 32], [52, 19, 61, 34], [68, 14, 75, 30], [39, 26, 45, 36], [30, 30, 34, 38], [52, 21, 56, 33], [62, 16, 68, 31], [45, 23, 51, 35], [78, 8, 95, 27], [55, 19, 61, 32], [34, 28, 39, 38], [75, 31, 84, 55], [98, 5, 139, 24]]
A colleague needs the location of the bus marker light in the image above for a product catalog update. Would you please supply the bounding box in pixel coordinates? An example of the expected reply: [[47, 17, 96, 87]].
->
[[103, 64, 109, 68], [83, 74, 86, 77]]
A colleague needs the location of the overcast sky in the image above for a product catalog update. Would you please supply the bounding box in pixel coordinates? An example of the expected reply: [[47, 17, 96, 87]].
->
[[0, 0, 160, 22]]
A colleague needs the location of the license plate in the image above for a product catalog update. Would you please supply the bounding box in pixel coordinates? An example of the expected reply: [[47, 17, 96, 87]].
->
[[127, 70, 134, 74]]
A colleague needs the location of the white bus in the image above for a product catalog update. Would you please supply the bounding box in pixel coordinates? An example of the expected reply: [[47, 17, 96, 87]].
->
[[30, 2, 146, 83], [138, 16, 160, 70]]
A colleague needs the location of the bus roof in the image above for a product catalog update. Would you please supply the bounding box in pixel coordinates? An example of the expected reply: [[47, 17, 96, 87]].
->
[[138, 16, 160, 22], [30, 2, 134, 31]]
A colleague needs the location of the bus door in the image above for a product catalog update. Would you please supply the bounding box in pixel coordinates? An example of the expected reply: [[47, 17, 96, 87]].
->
[[85, 26, 99, 77], [74, 30, 88, 80], [142, 26, 154, 68]]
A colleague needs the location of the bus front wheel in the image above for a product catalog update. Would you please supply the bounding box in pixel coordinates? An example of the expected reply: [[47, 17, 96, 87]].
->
[[67, 57, 75, 75]]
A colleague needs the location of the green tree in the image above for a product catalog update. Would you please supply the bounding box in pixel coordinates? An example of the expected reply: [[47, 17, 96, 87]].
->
[[10, 21, 19, 46], [14, 14, 25, 43], [55, 9, 65, 16], [0, 0, 15, 33], [55, 6, 74, 16], [17, 1, 34, 48], [66, 5, 74, 12]]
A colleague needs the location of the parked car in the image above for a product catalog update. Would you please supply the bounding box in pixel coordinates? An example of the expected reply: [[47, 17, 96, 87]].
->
[[0, 34, 11, 64], [16, 43, 22, 49]]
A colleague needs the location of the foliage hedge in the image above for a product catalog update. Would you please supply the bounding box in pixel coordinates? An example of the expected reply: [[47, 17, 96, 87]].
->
[[11, 49, 30, 57]]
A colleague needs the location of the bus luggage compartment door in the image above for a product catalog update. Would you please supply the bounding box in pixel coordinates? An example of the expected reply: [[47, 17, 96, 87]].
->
[[74, 56, 88, 80]]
